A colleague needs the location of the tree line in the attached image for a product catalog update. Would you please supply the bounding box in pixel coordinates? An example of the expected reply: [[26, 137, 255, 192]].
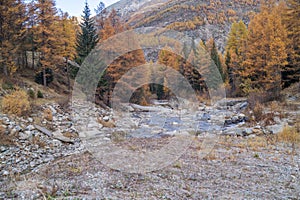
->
[[225, 0, 299, 99], [0, 0, 79, 87], [0, 0, 299, 105]]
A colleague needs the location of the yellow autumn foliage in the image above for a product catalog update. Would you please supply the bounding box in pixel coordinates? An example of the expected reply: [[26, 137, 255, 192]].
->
[[2, 89, 30, 116]]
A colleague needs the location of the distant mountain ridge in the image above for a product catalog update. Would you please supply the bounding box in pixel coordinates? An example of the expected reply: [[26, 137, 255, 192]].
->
[[106, 0, 170, 19]]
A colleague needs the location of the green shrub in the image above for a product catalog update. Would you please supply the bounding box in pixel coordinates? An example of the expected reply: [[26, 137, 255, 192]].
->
[[27, 88, 35, 99], [2, 81, 14, 90], [37, 90, 44, 98]]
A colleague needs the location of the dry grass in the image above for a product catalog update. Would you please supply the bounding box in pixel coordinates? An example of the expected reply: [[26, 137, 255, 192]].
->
[[204, 150, 217, 161], [56, 97, 71, 111], [62, 132, 78, 138], [277, 125, 300, 146], [0, 125, 16, 146], [246, 137, 268, 151], [252, 102, 264, 122], [2, 89, 31, 117], [31, 135, 47, 148], [43, 108, 53, 121], [98, 118, 116, 128], [111, 131, 127, 143]]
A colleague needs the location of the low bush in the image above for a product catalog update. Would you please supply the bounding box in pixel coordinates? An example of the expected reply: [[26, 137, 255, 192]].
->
[[27, 88, 35, 99], [0, 125, 15, 146], [2, 89, 31, 116], [37, 90, 44, 98], [252, 102, 264, 122], [2, 81, 14, 90], [277, 125, 300, 145]]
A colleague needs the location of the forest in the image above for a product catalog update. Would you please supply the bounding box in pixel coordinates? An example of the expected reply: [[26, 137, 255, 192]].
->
[[0, 0, 299, 107]]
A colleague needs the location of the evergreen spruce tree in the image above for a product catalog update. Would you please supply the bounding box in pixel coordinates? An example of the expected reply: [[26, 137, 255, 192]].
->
[[209, 38, 225, 82], [76, 1, 99, 65]]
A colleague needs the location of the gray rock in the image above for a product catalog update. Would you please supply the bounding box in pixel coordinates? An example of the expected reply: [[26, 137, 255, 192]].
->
[[235, 128, 244, 136], [48, 105, 57, 115], [51, 139, 62, 147], [0, 146, 7, 153], [232, 116, 239, 123], [19, 132, 31, 140], [238, 113, 246, 118], [247, 134, 256, 139], [2, 170, 9, 176], [201, 113, 211, 121], [26, 125, 35, 131], [30, 161, 37, 168], [35, 125, 53, 137], [10, 128, 19, 135], [52, 131, 74, 143], [2, 118, 10, 125], [243, 128, 253, 136], [239, 102, 248, 110], [266, 124, 285, 134]]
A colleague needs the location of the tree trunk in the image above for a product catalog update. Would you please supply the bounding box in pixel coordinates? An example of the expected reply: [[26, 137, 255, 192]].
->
[[3, 64, 8, 76], [31, 49, 35, 69], [24, 51, 28, 68], [43, 68, 47, 86], [65, 57, 70, 91]]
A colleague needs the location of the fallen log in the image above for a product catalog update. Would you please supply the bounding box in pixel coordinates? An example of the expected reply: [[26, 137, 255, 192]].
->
[[35, 125, 74, 144]]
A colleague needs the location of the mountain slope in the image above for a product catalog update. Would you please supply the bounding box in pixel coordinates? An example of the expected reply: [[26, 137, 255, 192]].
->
[[106, 0, 271, 51]]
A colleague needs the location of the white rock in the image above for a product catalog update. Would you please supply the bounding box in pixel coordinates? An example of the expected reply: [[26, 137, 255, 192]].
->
[[48, 105, 57, 115], [52, 139, 62, 147], [239, 113, 245, 118], [103, 116, 110, 121], [247, 134, 256, 139], [19, 132, 31, 140], [10, 128, 18, 135], [3, 171, 9, 176]]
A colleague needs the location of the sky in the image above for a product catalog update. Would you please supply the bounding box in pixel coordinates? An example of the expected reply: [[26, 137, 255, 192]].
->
[[55, 0, 120, 17]]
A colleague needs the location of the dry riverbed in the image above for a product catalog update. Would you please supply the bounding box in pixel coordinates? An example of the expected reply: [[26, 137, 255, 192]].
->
[[1, 135, 299, 199], [1, 94, 299, 199]]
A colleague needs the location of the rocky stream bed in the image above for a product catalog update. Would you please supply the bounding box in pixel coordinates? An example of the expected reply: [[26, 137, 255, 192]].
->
[[0, 98, 299, 199]]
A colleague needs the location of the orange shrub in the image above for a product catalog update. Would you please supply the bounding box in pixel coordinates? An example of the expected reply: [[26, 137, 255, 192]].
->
[[2, 89, 30, 116], [43, 108, 53, 121]]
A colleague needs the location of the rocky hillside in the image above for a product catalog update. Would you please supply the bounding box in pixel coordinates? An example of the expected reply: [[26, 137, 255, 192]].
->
[[106, 0, 281, 51]]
